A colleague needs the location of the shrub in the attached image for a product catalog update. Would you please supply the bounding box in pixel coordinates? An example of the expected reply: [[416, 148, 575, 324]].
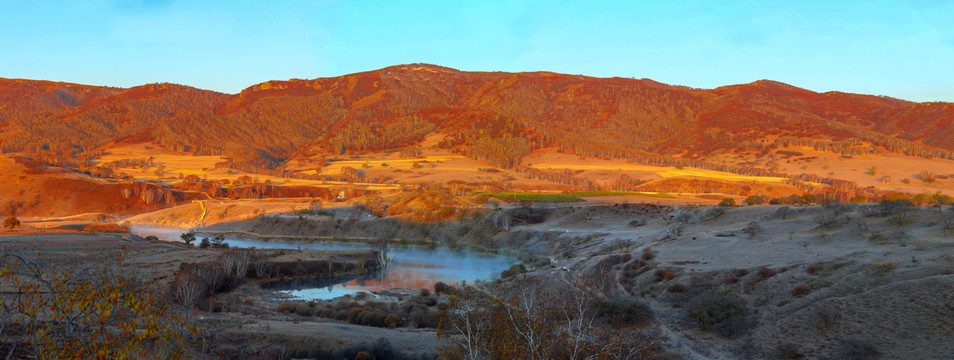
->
[[199, 238, 211, 248], [384, 313, 402, 328], [171, 272, 205, 307], [791, 284, 811, 297], [667, 283, 688, 294], [409, 308, 440, 328], [734, 268, 749, 277], [653, 269, 675, 282], [686, 291, 749, 338], [641, 250, 655, 260], [211, 234, 227, 248], [347, 307, 363, 322], [723, 276, 739, 284], [775, 343, 804, 359], [434, 281, 455, 294], [180, 232, 196, 245], [806, 264, 817, 274], [941, 268, 954, 275], [340, 338, 396, 360], [866, 262, 897, 276], [295, 303, 313, 316], [596, 298, 654, 326], [718, 198, 736, 207], [277, 303, 296, 313], [742, 221, 763, 239], [500, 264, 526, 278], [756, 267, 776, 280], [744, 194, 768, 205], [629, 218, 647, 227], [355, 309, 388, 327], [836, 339, 879, 360], [144, 235, 159, 242], [3, 216, 20, 229]]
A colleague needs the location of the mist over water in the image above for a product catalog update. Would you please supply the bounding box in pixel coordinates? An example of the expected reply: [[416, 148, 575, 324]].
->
[[126, 226, 517, 300], [127, 224, 190, 242], [225, 238, 517, 300]]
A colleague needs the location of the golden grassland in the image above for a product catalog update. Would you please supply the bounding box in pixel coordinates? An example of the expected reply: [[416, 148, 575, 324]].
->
[[525, 148, 788, 183], [94, 143, 399, 190], [89, 142, 954, 207], [708, 146, 954, 195]]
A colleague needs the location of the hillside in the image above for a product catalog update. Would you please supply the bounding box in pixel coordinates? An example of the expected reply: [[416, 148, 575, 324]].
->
[[2, 65, 952, 172], [0, 155, 205, 217]]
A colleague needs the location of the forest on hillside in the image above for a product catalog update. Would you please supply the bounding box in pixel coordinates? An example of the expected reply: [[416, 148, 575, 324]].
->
[[2, 65, 953, 181]]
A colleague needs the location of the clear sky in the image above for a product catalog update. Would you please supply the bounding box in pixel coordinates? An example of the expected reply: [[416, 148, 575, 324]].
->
[[2, 0, 952, 102]]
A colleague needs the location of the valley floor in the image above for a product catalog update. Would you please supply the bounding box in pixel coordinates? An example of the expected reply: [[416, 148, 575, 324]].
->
[[3, 202, 954, 359]]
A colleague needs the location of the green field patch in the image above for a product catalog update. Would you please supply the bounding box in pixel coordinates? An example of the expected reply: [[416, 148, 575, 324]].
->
[[569, 191, 675, 198], [485, 191, 673, 203], [486, 192, 585, 202]]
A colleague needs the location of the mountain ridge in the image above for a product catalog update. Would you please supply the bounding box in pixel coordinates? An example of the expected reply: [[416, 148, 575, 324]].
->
[[2, 64, 953, 173]]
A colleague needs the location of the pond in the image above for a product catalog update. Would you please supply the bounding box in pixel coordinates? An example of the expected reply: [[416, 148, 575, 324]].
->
[[224, 238, 517, 300]]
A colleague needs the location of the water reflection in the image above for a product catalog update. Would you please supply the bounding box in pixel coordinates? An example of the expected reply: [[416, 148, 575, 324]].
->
[[127, 224, 189, 242], [225, 238, 516, 300]]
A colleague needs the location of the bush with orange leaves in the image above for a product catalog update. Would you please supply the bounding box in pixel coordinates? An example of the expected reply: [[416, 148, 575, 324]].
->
[[0, 250, 200, 359]]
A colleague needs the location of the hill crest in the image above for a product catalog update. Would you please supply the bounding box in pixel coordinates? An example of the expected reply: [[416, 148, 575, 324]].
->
[[2, 65, 953, 173]]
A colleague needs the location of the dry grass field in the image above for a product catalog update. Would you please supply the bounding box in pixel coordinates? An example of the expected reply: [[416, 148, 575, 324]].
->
[[708, 146, 954, 195], [527, 148, 788, 183], [94, 143, 399, 190]]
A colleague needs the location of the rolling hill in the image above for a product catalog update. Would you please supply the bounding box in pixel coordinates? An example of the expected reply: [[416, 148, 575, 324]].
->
[[2, 64, 954, 218], [2, 64, 953, 172]]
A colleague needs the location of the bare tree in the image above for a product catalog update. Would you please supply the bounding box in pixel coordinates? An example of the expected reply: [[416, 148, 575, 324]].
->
[[439, 275, 660, 360], [190, 263, 226, 294], [172, 274, 204, 307], [439, 287, 494, 360], [742, 221, 763, 240], [251, 254, 271, 278], [233, 250, 251, 279], [215, 249, 253, 279], [370, 239, 392, 268]]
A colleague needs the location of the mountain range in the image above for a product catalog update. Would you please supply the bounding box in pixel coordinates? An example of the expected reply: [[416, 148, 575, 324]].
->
[[2, 63, 953, 173]]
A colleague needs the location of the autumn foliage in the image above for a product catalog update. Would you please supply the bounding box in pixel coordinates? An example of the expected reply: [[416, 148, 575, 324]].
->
[[0, 251, 199, 358]]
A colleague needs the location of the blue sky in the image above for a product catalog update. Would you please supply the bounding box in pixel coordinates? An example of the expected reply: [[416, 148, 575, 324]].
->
[[2, 0, 952, 102]]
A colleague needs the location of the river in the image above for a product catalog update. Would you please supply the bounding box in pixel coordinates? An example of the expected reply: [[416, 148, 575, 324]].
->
[[128, 225, 516, 300]]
